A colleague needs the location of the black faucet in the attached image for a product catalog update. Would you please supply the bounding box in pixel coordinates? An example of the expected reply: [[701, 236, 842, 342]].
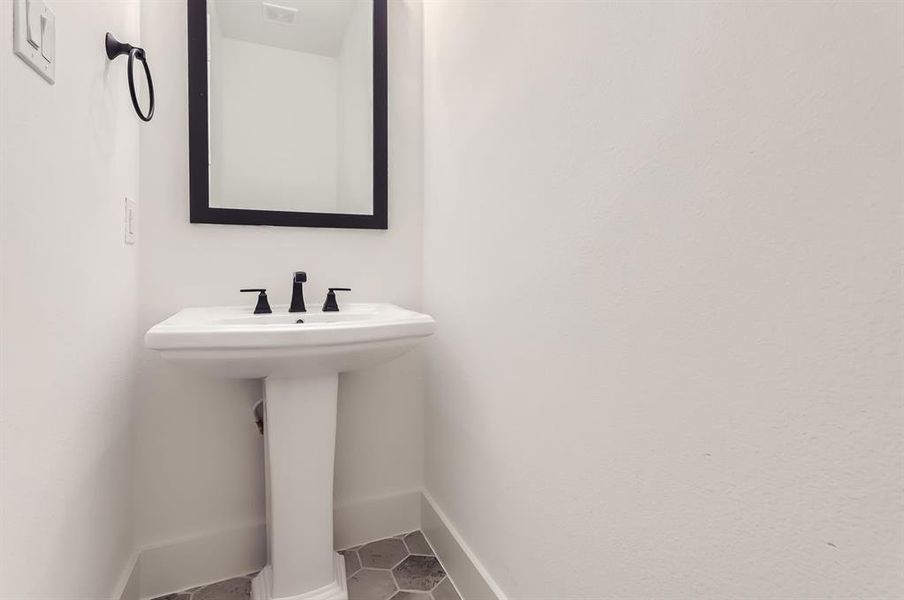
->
[[322, 288, 351, 312], [289, 271, 307, 313], [240, 289, 272, 314]]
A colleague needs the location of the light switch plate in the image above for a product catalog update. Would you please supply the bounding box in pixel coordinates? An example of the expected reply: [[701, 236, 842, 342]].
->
[[13, 0, 54, 84], [124, 198, 137, 245]]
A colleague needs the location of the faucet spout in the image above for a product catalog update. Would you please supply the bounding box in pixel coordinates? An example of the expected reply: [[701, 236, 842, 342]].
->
[[289, 271, 307, 313]]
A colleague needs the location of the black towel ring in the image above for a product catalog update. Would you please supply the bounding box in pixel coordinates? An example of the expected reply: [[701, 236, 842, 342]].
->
[[105, 32, 155, 122]]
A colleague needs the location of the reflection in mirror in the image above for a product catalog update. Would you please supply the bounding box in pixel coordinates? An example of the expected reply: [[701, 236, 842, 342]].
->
[[206, 0, 374, 216]]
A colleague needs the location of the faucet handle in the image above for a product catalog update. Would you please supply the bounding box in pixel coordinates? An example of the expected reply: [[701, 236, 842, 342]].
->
[[240, 289, 272, 314], [294, 271, 307, 283], [322, 288, 351, 312]]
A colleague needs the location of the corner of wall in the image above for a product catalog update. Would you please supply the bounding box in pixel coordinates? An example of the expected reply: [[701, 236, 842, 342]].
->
[[421, 491, 505, 600]]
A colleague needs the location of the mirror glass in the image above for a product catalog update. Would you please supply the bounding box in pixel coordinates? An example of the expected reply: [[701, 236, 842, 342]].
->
[[206, 0, 374, 216]]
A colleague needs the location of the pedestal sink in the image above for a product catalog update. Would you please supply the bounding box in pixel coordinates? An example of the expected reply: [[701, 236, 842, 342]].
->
[[145, 303, 435, 600]]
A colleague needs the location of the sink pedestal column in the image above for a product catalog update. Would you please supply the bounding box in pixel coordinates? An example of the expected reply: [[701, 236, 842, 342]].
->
[[251, 374, 348, 600]]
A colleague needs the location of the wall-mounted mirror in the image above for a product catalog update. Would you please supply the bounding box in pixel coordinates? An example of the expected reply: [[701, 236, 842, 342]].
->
[[187, 0, 387, 229]]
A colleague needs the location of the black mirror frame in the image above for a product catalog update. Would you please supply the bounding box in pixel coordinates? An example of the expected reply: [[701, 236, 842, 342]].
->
[[187, 0, 388, 229]]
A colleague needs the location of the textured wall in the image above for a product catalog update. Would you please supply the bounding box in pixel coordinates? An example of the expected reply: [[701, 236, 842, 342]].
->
[[137, 0, 424, 550], [422, 2, 903, 597], [0, 0, 140, 596]]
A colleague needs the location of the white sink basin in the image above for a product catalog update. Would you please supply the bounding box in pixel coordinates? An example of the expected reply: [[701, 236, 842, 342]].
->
[[145, 303, 435, 378], [145, 302, 434, 600]]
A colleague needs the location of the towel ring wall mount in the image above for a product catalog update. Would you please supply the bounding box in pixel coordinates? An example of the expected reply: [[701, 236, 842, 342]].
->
[[105, 32, 155, 122]]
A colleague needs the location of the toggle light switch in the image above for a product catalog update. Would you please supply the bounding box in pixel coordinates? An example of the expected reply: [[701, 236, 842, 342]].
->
[[26, 0, 43, 49], [40, 10, 54, 62]]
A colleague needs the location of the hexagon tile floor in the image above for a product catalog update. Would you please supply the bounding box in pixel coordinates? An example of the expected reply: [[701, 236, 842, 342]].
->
[[152, 530, 462, 600]]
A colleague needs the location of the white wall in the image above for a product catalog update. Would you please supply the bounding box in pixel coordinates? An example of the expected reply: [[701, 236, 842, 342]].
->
[[422, 2, 903, 598], [137, 0, 423, 556], [0, 0, 141, 597], [210, 38, 340, 213]]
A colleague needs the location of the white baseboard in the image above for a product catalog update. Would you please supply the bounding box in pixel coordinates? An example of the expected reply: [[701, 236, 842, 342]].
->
[[114, 550, 141, 600], [421, 490, 506, 600], [333, 488, 422, 549], [119, 489, 502, 600], [125, 489, 422, 599], [138, 521, 267, 599]]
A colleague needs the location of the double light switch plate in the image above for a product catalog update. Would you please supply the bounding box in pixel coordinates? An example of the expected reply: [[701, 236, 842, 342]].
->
[[13, 0, 55, 84]]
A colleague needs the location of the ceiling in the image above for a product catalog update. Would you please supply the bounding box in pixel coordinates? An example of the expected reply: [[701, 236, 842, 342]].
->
[[210, 0, 362, 57]]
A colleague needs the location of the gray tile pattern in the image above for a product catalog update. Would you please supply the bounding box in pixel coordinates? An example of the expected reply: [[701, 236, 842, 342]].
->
[[390, 592, 432, 600], [392, 556, 445, 591], [358, 537, 408, 569], [403, 531, 434, 556], [193, 578, 251, 600], [150, 573, 255, 600], [342, 531, 460, 600], [151, 531, 461, 600], [342, 547, 363, 575], [348, 568, 398, 599], [432, 578, 462, 600]]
